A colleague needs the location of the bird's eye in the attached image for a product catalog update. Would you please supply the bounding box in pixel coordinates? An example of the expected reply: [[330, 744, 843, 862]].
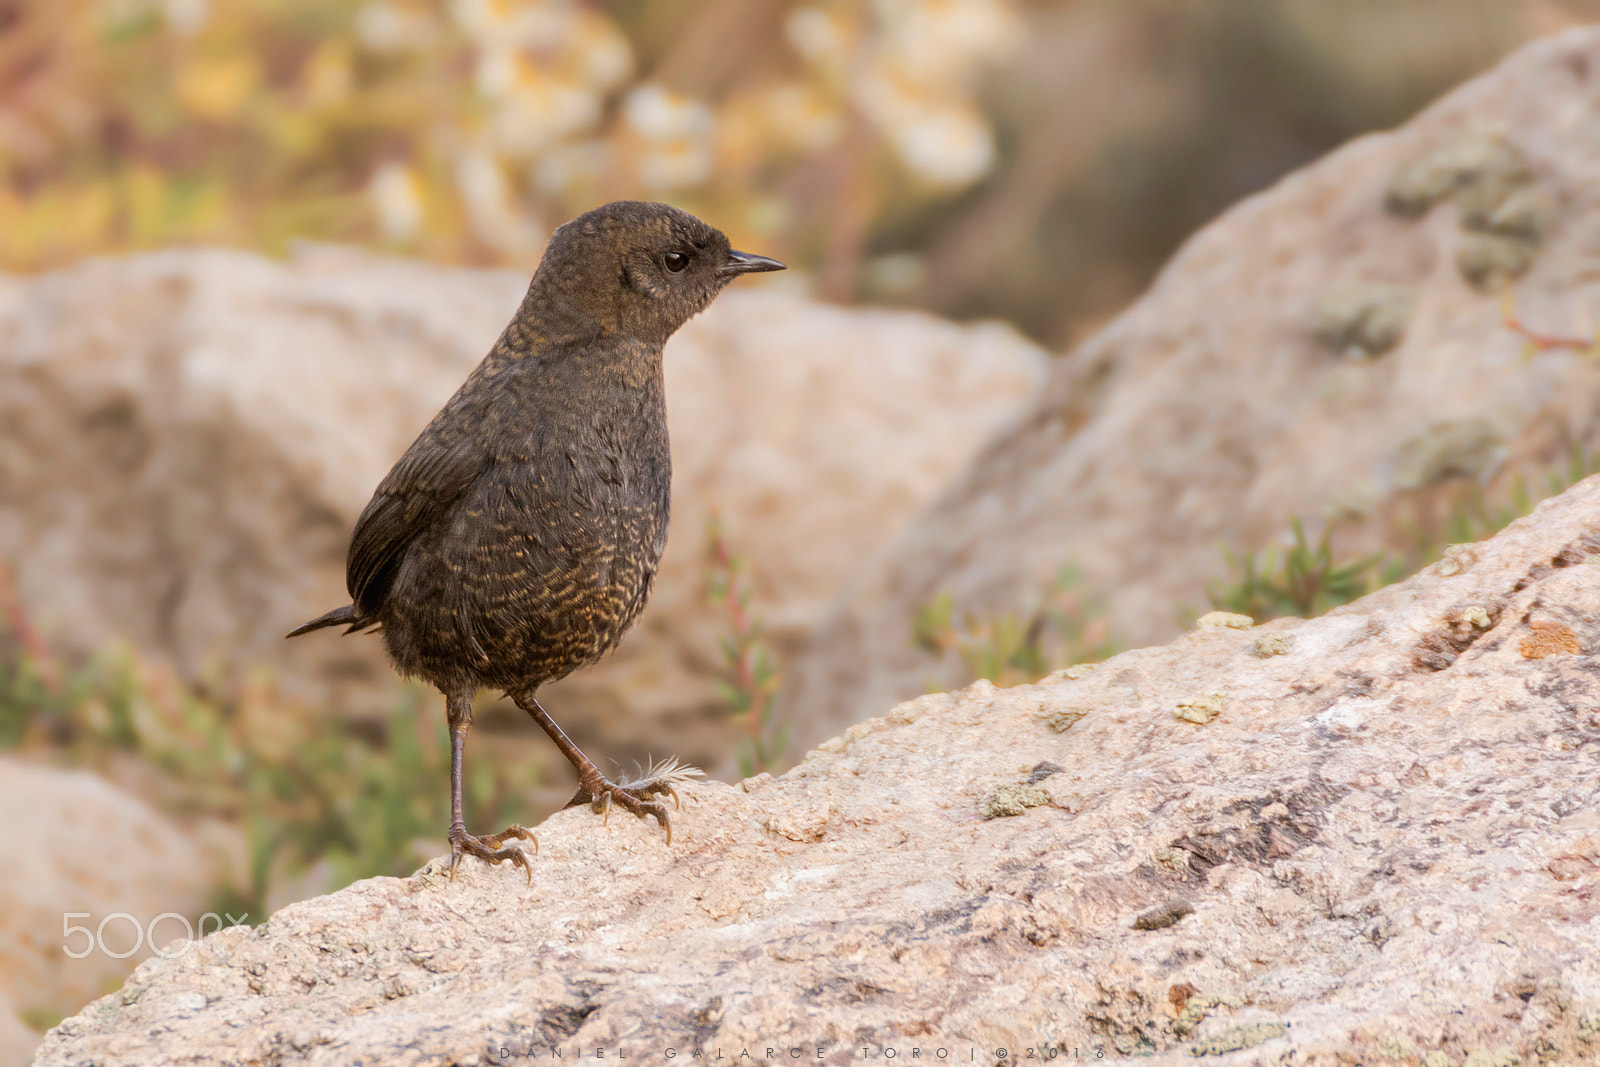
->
[[664, 251, 690, 273]]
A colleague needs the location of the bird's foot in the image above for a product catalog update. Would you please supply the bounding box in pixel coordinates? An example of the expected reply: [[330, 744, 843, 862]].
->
[[566, 756, 705, 845], [448, 823, 537, 883]]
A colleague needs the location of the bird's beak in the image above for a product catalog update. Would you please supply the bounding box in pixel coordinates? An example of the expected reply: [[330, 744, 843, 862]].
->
[[717, 250, 787, 277]]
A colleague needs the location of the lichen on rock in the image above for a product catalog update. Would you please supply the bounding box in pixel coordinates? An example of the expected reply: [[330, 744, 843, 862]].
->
[[1521, 619, 1580, 659], [1251, 631, 1293, 658], [981, 782, 1051, 818], [1040, 704, 1089, 732], [1174, 692, 1226, 724], [1458, 230, 1538, 289], [1170, 992, 1246, 1039], [1437, 543, 1480, 577], [1313, 280, 1413, 357], [1195, 611, 1252, 630], [1155, 846, 1192, 871], [1132, 900, 1194, 930], [1384, 128, 1530, 217], [1188, 1021, 1289, 1057], [1384, 127, 1550, 288]]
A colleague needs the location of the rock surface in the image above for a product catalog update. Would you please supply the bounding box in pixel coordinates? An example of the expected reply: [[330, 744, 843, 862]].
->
[[783, 26, 1600, 753], [0, 757, 214, 1058], [0, 245, 1044, 775], [34, 474, 1600, 1067]]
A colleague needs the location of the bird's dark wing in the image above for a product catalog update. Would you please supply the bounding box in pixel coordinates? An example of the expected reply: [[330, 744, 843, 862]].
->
[[347, 427, 487, 617]]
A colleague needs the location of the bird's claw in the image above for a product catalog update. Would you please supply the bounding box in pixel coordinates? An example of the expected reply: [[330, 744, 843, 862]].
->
[[569, 756, 704, 845], [625, 778, 682, 810], [448, 823, 537, 884], [578, 778, 673, 843]]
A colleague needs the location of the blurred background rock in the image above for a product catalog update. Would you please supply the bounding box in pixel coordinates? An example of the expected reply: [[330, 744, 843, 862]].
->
[[7, 0, 1600, 1053]]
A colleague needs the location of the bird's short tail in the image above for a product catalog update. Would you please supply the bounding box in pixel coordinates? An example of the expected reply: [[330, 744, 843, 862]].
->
[[286, 603, 373, 639]]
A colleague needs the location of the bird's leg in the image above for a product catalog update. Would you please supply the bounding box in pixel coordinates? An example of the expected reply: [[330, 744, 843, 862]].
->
[[513, 691, 702, 845], [445, 689, 536, 882]]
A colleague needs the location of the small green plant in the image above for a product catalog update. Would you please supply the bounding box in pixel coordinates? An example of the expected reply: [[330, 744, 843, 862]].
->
[[913, 565, 1116, 688], [1208, 519, 1382, 621], [0, 565, 85, 748], [1209, 443, 1600, 624], [1421, 441, 1600, 554], [705, 509, 786, 777]]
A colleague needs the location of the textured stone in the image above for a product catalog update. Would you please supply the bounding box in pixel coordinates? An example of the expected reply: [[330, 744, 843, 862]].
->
[[33, 473, 1600, 1067], [783, 27, 1600, 754]]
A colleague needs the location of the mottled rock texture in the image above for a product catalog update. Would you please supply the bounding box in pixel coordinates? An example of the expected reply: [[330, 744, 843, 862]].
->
[[783, 26, 1600, 753], [34, 474, 1600, 1067], [0, 245, 1043, 776]]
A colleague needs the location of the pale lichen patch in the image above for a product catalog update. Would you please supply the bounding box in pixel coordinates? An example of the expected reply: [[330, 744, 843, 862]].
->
[[1252, 632, 1293, 658], [1196, 611, 1252, 630], [981, 783, 1050, 818], [1175, 693, 1227, 724]]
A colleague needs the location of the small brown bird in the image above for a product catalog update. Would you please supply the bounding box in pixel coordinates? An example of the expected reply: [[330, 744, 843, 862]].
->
[[289, 201, 784, 879]]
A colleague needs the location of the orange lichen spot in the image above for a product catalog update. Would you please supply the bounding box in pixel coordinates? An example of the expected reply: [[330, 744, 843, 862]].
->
[[1520, 619, 1580, 659]]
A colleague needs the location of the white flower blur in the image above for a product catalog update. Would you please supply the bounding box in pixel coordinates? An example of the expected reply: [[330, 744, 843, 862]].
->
[[368, 162, 423, 243]]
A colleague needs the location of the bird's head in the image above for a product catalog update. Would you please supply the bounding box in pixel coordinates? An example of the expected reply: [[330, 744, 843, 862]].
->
[[532, 201, 785, 345]]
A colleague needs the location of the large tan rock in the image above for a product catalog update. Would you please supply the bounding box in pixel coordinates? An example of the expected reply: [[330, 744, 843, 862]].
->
[[0, 989, 40, 1067], [0, 757, 213, 1048], [32, 473, 1600, 1066], [782, 26, 1600, 754], [0, 245, 1045, 775]]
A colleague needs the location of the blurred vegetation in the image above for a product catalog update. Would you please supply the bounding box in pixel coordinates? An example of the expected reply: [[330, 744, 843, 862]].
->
[[1209, 519, 1385, 622], [4, 1, 1595, 344], [0, 572, 537, 919], [0, 0, 1019, 282], [1208, 444, 1600, 624], [908, 447, 1600, 691], [704, 510, 785, 776], [913, 564, 1116, 688]]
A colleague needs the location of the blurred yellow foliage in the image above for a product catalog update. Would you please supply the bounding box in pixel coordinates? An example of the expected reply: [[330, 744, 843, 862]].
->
[[0, 0, 1020, 275], [173, 54, 261, 120]]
